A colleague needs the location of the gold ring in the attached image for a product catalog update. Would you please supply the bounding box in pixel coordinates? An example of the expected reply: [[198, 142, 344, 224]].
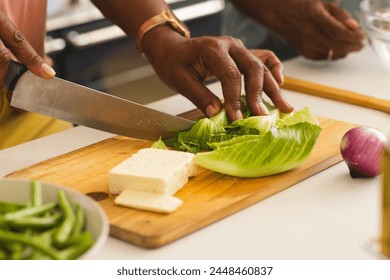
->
[[327, 49, 334, 61]]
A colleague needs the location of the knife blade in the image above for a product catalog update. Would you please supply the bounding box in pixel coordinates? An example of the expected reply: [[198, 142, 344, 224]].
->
[[4, 61, 194, 141]]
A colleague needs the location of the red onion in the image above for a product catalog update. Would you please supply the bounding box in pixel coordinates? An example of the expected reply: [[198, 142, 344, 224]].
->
[[340, 126, 387, 178]]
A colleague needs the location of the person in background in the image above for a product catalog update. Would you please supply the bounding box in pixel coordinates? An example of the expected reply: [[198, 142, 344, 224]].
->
[[0, 0, 293, 150], [222, 0, 365, 61]]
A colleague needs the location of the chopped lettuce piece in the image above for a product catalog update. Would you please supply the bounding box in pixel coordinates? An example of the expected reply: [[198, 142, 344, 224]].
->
[[151, 137, 168, 150], [227, 114, 277, 136], [277, 106, 319, 127], [168, 109, 229, 153]]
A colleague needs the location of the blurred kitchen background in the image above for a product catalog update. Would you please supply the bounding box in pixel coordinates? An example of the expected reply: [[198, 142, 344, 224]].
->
[[46, 0, 224, 105]]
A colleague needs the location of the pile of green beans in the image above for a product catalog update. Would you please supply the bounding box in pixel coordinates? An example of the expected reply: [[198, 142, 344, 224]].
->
[[0, 180, 94, 260]]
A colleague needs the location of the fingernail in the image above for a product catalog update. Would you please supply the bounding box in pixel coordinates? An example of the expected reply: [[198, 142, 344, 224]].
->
[[275, 69, 284, 85], [279, 75, 284, 85], [235, 110, 244, 120], [346, 18, 359, 29], [41, 63, 56, 78], [286, 99, 294, 109], [206, 104, 218, 117], [258, 102, 269, 115], [281, 93, 294, 111]]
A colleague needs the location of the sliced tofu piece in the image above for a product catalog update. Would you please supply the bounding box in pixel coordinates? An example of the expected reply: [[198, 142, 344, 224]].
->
[[114, 189, 183, 214], [109, 148, 196, 195]]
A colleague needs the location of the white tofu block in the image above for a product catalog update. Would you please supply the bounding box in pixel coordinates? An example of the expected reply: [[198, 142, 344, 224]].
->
[[114, 189, 183, 214], [109, 148, 197, 195]]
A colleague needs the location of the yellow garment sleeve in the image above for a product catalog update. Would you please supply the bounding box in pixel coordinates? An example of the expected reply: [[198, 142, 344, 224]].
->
[[0, 86, 72, 150]]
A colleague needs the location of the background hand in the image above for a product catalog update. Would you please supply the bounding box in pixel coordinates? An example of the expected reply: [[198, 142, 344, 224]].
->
[[231, 0, 365, 60], [293, 1, 365, 60]]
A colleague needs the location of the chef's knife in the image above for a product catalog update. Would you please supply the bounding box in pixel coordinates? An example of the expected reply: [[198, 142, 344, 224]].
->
[[4, 61, 194, 140]]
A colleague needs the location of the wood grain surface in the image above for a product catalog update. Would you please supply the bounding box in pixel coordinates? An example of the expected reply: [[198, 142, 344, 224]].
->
[[6, 117, 356, 248], [282, 76, 390, 114]]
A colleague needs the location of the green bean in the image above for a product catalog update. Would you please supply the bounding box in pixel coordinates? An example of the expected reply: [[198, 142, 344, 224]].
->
[[19, 246, 34, 260], [0, 201, 25, 214], [0, 229, 61, 260], [69, 204, 84, 242], [58, 231, 94, 260], [53, 190, 75, 246], [9, 242, 24, 260], [59, 203, 90, 247], [31, 180, 42, 207], [29, 250, 52, 260], [38, 225, 58, 241], [7, 212, 62, 229], [0, 247, 7, 260], [3, 202, 56, 221]]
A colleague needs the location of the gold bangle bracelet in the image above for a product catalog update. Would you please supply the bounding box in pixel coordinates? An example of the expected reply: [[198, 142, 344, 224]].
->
[[135, 10, 190, 53]]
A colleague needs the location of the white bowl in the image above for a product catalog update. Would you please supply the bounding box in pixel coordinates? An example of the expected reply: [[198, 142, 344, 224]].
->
[[0, 178, 109, 259]]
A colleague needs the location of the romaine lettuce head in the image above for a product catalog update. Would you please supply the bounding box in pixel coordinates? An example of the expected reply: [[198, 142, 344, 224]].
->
[[155, 100, 322, 177], [195, 122, 322, 177]]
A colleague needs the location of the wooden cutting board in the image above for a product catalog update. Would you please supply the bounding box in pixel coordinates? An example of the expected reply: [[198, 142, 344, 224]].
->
[[6, 116, 356, 248]]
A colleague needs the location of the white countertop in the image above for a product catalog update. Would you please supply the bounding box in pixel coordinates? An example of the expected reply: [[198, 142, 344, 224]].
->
[[1, 46, 389, 260]]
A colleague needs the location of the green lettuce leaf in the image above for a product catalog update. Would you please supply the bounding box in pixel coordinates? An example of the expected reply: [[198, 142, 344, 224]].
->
[[151, 137, 168, 150], [277, 106, 319, 127], [196, 123, 321, 177], [226, 110, 278, 136]]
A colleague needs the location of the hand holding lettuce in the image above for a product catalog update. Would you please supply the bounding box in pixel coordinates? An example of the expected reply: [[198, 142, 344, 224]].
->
[[158, 100, 322, 178]]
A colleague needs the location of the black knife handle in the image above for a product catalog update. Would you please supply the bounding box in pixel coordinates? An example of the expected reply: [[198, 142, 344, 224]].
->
[[4, 60, 28, 91]]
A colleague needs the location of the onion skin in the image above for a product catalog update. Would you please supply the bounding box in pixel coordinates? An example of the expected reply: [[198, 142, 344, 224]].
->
[[340, 127, 387, 178]]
